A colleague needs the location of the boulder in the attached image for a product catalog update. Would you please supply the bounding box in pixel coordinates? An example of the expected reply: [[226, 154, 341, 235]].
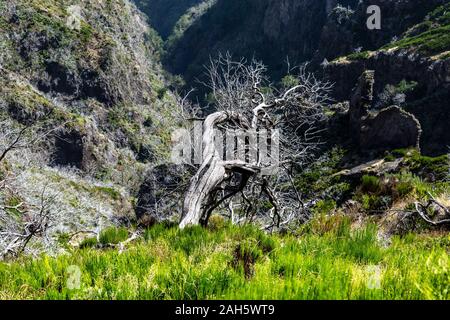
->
[[360, 106, 422, 151], [347, 70, 422, 153], [335, 158, 403, 179]]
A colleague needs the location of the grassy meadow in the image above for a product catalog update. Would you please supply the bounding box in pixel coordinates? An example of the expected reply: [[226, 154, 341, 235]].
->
[[0, 216, 449, 300]]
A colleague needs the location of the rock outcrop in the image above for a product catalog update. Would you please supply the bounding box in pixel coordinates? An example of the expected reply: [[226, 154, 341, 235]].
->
[[349, 70, 375, 139], [349, 70, 422, 153], [361, 106, 422, 151], [335, 158, 403, 179]]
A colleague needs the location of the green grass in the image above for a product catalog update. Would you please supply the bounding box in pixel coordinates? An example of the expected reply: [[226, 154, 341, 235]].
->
[[388, 149, 450, 181], [99, 227, 129, 245], [382, 4, 450, 56], [347, 51, 371, 61], [361, 175, 382, 194], [0, 219, 449, 300]]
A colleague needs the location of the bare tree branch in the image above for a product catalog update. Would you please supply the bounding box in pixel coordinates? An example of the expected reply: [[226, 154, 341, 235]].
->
[[179, 55, 331, 229]]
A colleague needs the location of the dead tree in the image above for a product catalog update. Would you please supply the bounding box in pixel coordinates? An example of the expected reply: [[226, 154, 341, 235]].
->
[[0, 119, 63, 165], [0, 184, 57, 259], [414, 192, 450, 226], [179, 54, 332, 229], [0, 121, 31, 164]]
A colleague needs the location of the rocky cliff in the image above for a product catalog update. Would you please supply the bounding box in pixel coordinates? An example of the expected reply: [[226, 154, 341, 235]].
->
[[0, 0, 180, 255], [323, 1, 450, 155], [136, 0, 449, 155], [163, 0, 359, 82]]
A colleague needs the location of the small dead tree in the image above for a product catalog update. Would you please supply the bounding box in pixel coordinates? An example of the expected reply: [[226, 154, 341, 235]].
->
[[0, 184, 58, 259], [0, 118, 64, 165], [179, 54, 332, 229], [0, 118, 70, 259], [0, 121, 32, 164]]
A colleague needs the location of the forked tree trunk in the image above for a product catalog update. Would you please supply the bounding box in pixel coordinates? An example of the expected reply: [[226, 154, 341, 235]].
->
[[179, 111, 257, 228]]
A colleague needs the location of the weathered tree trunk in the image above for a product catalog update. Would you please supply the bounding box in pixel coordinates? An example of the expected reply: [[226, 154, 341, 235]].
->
[[179, 111, 258, 228], [180, 112, 229, 228]]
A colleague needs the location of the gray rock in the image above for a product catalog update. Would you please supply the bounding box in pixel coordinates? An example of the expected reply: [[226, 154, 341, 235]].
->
[[347, 70, 422, 153], [349, 70, 375, 139], [361, 106, 422, 151], [335, 158, 403, 179]]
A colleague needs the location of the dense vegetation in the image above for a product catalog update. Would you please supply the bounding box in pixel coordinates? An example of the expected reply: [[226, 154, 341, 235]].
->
[[1, 217, 449, 300], [382, 3, 450, 56], [1, 146, 448, 299]]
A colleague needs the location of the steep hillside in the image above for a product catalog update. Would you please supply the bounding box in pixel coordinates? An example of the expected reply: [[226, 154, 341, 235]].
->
[[314, 0, 448, 63], [0, 0, 180, 257], [158, 0, 447, 80], [0, 0, 179, 165], [133, 0, 208, 39]]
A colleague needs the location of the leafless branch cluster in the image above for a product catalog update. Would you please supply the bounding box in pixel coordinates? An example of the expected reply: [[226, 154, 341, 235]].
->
[[0, 118, 64, 166], [0, 182, 62, 259], [179, 54, 333, 230], [0, 120, 34, 164], [414, 192, 450, 226]]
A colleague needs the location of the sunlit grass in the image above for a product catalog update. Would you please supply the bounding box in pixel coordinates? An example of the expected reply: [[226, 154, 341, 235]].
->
[[0, 217, 449, 300]]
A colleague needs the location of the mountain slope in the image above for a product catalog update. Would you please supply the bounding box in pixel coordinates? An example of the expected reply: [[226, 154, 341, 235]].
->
[[0, 0, 181, 169], [133, 0, 207, 39], [0, 0, 180, 257], [163, 0, 359, 82], [135, 0, 450, 155]]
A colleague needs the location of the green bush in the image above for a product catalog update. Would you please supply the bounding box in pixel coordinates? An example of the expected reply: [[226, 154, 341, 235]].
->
[[361, 175, 382, 194], [79, 237, 98, 249], [232, 239, 263, 278], [359, 194, 389, 211], [313, 199, 337, 215], [395, 180, 415, 198], [395, 80, 418, 94], [99, 227, 129, 245], [207, 215, 228, 231], [280, 74, 300, 88]]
